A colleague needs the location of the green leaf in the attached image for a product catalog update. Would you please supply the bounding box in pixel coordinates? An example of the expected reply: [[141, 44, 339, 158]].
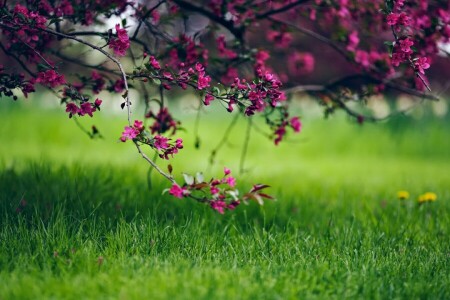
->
[[213, 87, 221, 96]]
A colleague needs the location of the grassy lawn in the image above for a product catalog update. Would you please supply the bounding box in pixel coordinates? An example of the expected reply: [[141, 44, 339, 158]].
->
[[0, 100, 449, 299]]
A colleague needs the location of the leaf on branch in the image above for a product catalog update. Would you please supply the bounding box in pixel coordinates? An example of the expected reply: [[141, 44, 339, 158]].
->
[[182, 173, 194, 185], [196, 172, 204, 183], [250, 184, 270, 193]]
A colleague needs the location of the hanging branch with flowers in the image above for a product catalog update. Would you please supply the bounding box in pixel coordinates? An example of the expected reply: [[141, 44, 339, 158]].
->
[[0, 0, 448, 213]]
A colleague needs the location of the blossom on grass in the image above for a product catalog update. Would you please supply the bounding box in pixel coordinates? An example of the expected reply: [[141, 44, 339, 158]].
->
[[224, 176, 236, 188], [210, 200, 227, 214], [169, 184, 189, 198]]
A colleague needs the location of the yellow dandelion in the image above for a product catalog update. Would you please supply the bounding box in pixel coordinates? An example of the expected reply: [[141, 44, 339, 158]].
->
[[397, 190, 410, 200], [418, 192, 437, 203]]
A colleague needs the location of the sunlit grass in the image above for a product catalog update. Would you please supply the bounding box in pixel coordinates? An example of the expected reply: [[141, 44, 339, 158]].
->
[[0, 100, 449, 299]]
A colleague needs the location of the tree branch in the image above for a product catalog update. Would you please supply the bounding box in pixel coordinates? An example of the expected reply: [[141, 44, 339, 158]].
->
[[172, 0, 244, 40], [0, 42, 35, 77], [256, 0, 309, 19]]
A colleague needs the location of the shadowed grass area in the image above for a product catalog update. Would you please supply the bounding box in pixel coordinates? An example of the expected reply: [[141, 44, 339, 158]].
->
[[0, 101, 449, 299]]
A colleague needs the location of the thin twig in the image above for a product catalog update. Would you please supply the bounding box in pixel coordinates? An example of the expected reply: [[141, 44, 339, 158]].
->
[[256, 0, 309, 19], [39, 28, 132, 125], [0, 41, 35, 77], [40, 27, 178, 184], [134, 141, 175, 183]]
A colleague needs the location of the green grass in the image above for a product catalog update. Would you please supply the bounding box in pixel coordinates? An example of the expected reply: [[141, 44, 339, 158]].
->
[[0, 101, 449, 299]]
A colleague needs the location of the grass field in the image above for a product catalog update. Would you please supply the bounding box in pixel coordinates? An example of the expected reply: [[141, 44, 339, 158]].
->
[[0, 100, 449, 299]]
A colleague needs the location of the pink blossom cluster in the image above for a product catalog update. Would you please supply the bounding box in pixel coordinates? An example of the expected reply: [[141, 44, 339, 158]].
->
[[36, 70, 66, 88], [216, 35, 238, 59], [54, 0, 74, 17], [169, 167, 272, 214], [168, 35, 209, 68], [141, 55, 211, 91], [267, 28, 293, 48], [109, 24, 130, 57], [274, 116, 302, 145], [91, 71, 106, 94], [65, 99, 102, 118], [120, 120, 145, 142], [2, 4, 50, 57], [385, 3, 432, 80], [120, 120, 184, 160], [288, 52, 315, 75], [13, 4, 48, 29], [145, 107, 180, 135], [154, 136, 184, 160]]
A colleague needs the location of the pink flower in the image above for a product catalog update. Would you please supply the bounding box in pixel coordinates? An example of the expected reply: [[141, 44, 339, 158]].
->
[[227, 200, 240, 210], [151, 9, 160, 24], [225, 176, 236, 188], [65, 103, 79, 117], [14, 4, 28, 15], [210, 200, 227, 214], [288, 52, 315, 75], [267, 30, 292, 48], [386, 13, 399, 26], [169, 184, 189, 199], [120, 126, 139, 142], [210, 186, 220, 195], [216, 35, 237, 59], [255, 50, 270, 65], [414, 57, 430, 74], [290, 117, 302, 133], [175, 138, 183, 149], [355, 50, 370, 68], [55, 0, 74, 16], [94, 98, 102, 108], [399, 38, 414, 53], [204, 94, 214, 105], [197, 73, 211, 90], [133, 120, 144, 131], [224, 167, 231, 176], [36, 70, 66, 88], [91, 72, 105, 93], [154, 135, 169, 150], [274, 125, 286, 145], [391, 52, 407, 67], [79, 102, 96, 117], [112, 79, 125, 93], [398, 13, 411, 26], [109, 24, 130, 56], [163, 72, 174, 81], [346, 31, 360, 52], [149, 56, 161, 69]]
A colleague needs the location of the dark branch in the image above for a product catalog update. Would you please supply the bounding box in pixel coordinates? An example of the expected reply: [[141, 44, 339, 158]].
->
[[0, 42, 35, 77], [256, 0, 309, 19], [172, 0, 244, 40]]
